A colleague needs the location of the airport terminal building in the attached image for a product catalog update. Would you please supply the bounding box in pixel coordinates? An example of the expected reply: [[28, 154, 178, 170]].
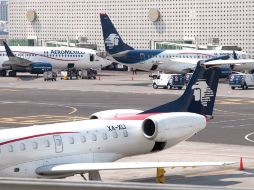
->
[[8, 0, 254, 56]]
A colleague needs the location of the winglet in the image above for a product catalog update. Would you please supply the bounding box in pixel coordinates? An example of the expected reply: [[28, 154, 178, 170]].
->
[[3, 41, 15, 57]]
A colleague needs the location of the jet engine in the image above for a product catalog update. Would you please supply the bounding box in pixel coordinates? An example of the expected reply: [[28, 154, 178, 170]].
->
[[89, 109, 143, 119], [142, 112, 206, 142]]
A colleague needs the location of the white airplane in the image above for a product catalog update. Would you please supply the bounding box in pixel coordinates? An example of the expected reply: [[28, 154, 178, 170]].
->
[[0, 41, 111, 77], [0, 62, 233, 180], [100, 13, 254, 74]]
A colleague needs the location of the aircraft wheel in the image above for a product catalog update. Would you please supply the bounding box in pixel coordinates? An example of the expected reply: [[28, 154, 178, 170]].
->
[[8, 71, 17, 77], [242, 84, 247, 90], [153, 83, 158, 89], [167, 84, 172, 89], [0, 70, 7, 77], [231, 87, 235, 90]]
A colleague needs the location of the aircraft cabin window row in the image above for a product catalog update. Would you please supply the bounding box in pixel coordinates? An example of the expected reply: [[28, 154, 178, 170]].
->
[[0, 131, 130, 154]]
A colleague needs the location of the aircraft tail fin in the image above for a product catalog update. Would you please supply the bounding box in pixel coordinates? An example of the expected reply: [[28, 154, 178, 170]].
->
[[143, 62, 221, 118], [3, 41, 15, 57], [100, 13, 134, 55]]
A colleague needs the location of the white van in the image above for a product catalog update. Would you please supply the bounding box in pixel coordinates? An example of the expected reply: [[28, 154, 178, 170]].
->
[[152, 74, 185, 89], [229, 73, 254, 89]]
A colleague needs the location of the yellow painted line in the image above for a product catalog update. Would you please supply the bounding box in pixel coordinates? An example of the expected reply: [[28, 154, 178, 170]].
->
[[0, 89, 21, 92], [216, 99, 254, 105]]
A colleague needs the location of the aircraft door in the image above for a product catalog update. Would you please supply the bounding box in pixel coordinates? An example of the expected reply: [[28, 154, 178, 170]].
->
[[90, 54, 95, 62], [53, 135, 63, 153]]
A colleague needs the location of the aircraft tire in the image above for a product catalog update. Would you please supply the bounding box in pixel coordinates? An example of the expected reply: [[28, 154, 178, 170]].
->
[[153, 83, 158, 89], [242, 84, 247, 90], [0, 70, 7, 77], [8, 71, 17, 77]]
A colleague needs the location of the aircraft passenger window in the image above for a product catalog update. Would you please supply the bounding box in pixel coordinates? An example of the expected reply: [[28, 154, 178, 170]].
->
[[69, 137, 75, 144], [102, 133, 108, 140], [123, 130, 128, 137], [8, 145, 13, 152], [32, 142, 38, 149], [44, 140, 50, 147], [91, 134, 97, 141], [20, 143, 25, 151], [81, 136, 86, 143], [113, 132, 118, 138]]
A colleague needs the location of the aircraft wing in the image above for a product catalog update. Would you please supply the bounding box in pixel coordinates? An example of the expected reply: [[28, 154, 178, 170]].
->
[[2, 41, 33, 67], [36, 161, 235, 176], [203, 59, 254, 66]]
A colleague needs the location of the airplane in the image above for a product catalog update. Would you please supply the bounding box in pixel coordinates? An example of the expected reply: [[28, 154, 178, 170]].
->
[[0, 41, 111, 77], [100, 13, 254, 74], [0, 60, 234, 180]]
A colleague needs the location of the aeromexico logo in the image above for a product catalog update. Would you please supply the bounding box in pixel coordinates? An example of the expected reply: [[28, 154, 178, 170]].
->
[[192, 80, 214, 107], [105, 33, 120, 49]]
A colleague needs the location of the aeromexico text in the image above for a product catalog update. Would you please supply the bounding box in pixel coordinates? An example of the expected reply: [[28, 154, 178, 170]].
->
[[50, 50, 84, 55]]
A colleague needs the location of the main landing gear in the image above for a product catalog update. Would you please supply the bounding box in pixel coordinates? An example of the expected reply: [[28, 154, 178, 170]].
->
[[80, 170, 101, 181], [8, 71, 17, 77], [0, 70, 7, 77]]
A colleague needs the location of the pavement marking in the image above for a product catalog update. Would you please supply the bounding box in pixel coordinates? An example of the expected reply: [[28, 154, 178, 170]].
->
[[214, 108, 254, 116], [216, 99, 254, 105], [0, 115, 88, 125], [221, 124, 254, 129], [210, 118, 254, 124], [245, 132, 254, 143], [67, 106, 78, 115], [0, 88, 21, 92]]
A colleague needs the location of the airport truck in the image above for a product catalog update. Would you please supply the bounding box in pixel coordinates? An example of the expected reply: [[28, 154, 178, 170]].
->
[[152, 74, 185, 90], [229, 73, 254, 89]]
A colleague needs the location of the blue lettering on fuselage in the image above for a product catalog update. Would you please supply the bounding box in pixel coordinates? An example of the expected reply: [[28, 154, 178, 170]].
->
[[50, 50, 84, 55]]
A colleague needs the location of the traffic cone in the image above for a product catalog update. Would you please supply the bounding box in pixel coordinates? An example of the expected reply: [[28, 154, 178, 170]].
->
[[239, 157, 244, 171]]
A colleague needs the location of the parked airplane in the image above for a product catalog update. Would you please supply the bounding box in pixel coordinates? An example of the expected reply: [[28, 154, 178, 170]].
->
[[0, 61, 233, 180], [100, 13, 254, 74], [0, 41, 111, 77]]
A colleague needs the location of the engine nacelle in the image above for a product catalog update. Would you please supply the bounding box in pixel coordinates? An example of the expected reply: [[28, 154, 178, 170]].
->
[[30, 62, 52, 74], [142, 112, 206, 142], [89, 109, 143, 119]]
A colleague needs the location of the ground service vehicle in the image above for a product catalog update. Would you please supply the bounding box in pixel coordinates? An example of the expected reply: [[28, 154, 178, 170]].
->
[[229, 73, 254, 89], [43, 71, 57, 81], [153, 74, 185, 89], [80, 69, 97, 79]]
